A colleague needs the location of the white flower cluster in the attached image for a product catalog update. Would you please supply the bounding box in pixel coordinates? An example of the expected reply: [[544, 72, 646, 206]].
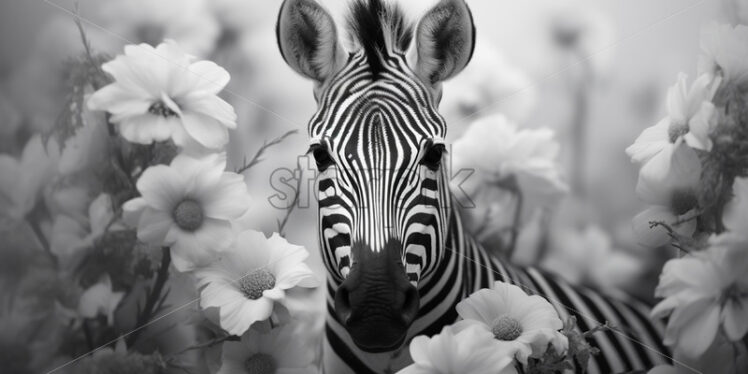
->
[[627, 23, 748, 372], [398, 281, 569, 374], [85, 40, 321, 372]]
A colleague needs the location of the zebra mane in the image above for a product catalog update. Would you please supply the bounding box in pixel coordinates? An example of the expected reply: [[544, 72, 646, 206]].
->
[[347, 0, 414, 78]]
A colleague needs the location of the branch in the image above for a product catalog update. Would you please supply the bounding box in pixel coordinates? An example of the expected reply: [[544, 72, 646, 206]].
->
[[277, 165, 303, 237], [235, 129, 298, 174], [127, 247, 171, 346]]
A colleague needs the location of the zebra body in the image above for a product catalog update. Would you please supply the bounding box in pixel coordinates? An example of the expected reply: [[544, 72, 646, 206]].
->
[[322, 200, 670, 373], [275, 0, 670, 372]]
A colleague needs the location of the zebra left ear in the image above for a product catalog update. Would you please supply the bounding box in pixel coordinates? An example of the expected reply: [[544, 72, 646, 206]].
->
[[409, 0, 475, 86], [276, 0, 346, 84]]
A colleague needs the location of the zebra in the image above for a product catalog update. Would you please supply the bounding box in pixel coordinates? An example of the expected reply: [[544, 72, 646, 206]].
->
[[275, 0, 671, 372]]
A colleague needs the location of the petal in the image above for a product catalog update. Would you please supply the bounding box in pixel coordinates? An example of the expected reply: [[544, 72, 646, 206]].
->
[[187, 60, 231, 94], [181, 112, 229, 150], [668, 301, 720, 357], [200, 173, 250, 220], [625, 118, 670, 165], [721, 299, 748, 341], [136, 164, 186, 210], [136, 208, 173, 245], [182, 94, 237, 128], [87, 84, 151, 117], [632, 206, 696, 248]]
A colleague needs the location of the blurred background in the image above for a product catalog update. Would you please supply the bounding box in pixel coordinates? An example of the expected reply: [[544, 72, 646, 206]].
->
[[0, 0, 736, 372]]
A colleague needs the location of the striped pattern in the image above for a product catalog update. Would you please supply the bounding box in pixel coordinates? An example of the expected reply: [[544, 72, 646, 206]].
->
[[292, 1, 671, 372]]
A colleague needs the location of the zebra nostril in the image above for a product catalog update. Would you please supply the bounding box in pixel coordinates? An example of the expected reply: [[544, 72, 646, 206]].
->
[[400, 286, 420, 324]]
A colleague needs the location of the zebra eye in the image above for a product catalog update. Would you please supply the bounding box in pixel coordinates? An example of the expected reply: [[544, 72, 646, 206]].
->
[[310, 143, 334, 171], [420, 142, 446, 171]]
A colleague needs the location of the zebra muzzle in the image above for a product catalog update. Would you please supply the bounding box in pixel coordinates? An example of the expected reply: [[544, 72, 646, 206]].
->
[[334, 240, 420, 353]]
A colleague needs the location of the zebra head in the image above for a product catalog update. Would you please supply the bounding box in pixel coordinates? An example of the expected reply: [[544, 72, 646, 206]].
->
[[277, 0, 475, 352]]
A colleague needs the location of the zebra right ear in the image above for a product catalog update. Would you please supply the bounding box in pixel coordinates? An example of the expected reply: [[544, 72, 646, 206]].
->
[[276, 0, 345, 84], [409, 0, 476, 86]]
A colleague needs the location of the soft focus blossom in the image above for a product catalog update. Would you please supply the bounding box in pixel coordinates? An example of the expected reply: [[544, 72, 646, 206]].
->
[[542, 225, 644, 296], [0, 135, 59, 224], [452, 114, 567, 236], [398, 325, 518, 374], [95, 0, 219, 57], [195, 230, 318, 336], [217, 323, 318, 374], [453, 281, 567, 364], [88, 40, 237, 153], [51, 193, 123, 272], [626, 73, 719, 208], [77, 274, 124, 325], [698, 23, 748, 85], [651, 232, 748, 357], [58, 112, 110, 176], [441, 40, 536, 133], [122, 153, 251, 272]]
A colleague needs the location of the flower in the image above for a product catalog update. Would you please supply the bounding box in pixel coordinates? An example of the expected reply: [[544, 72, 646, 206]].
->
[[0, 135, 59, 224], [77, 274, 125, 325], [51, 193, 123, 272], [651, 232, 748, 358], [195, 230, 318, 336], [122, 153, 251, 272], [95, 0, 219, 57], [217, 323, 318, 374], [453, 281, 567, 364], [451, 114, 567, 236], [398, 325, 517, 374], [88, 40, 236, 153], [698, 23, 748, 86], [542, 225, 644, 296], [440, 40, 536, 130]]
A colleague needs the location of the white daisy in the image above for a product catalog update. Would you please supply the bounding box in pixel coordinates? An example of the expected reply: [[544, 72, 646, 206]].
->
[[217, 323, 318, 374], [122, 153, 251, 272], [195, 230, 318, 336], [88, 40, 236, 153], [453, 281, 567, 364], [651, 232, 748, 358], [398, 325, 517, 374]]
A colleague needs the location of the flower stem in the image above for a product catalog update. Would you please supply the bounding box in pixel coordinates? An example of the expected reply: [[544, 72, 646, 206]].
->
[[127, 247, 171, 346]]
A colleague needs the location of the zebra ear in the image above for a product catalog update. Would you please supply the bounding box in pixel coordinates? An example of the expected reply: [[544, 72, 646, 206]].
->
[[276, 0, 345, 83], [410, 0, 475, 86]]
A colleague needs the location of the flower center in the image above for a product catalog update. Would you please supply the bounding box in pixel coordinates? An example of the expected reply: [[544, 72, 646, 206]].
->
[[148, 101, 178, 118], [244, 353, 276, 374], [668, 122, 689, 143], [172, 199, 204, 232], [238, 269, 276, 300], [670, 189, 698, 215], [491, 315, 523, 341]]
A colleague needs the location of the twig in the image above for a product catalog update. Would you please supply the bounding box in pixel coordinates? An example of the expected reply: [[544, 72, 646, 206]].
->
[[277, 165, 303, 236], [236, 129, 298, 174], [127, 247, 171, 346]]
